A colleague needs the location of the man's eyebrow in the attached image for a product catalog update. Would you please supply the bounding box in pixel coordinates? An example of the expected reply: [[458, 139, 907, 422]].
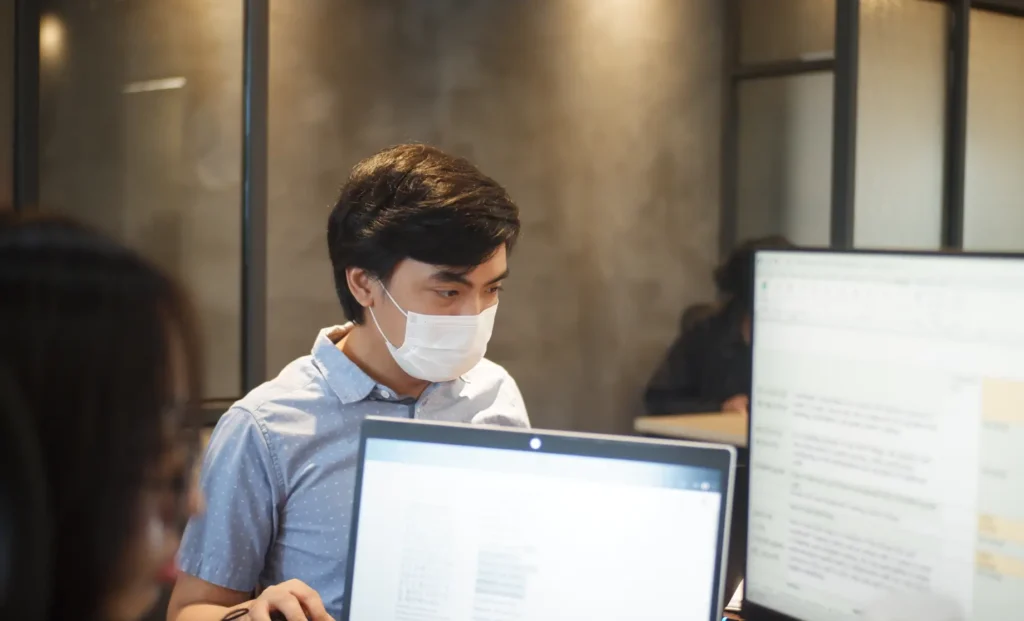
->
[[430, 269, 473, 286], [429, 268, 510, 286], [485, 269, 510, 285]]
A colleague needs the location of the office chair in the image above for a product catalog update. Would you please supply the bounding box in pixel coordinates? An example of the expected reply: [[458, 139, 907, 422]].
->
[[0, 367, 51, 621]]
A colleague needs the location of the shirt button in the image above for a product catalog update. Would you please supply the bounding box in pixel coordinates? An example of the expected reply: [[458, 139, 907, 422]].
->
[[380, 389, 392, 399]]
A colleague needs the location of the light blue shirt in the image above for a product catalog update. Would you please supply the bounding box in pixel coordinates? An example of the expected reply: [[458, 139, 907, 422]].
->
[[177, 325, 529, 616]]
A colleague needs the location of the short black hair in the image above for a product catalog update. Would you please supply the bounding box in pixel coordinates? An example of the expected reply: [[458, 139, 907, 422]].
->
[[714, 235, 795, 312], [327, 144, 520, 323], [0, 213, 203, 621]]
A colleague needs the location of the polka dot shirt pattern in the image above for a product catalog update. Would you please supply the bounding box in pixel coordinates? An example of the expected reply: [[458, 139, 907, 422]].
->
[[176, 325, 530, 617]]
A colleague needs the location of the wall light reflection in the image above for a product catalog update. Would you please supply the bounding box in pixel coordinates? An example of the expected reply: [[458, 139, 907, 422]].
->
[[40, 13, 66, 65]]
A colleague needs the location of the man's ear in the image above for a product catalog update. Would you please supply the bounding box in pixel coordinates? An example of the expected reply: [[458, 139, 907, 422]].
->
[[346, 267, 376, 310]]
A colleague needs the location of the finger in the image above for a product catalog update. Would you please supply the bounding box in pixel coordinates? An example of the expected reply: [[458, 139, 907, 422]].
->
[[288, 582, 333, 621], [248, 600, 273, 621], [271, 596, 309, 621]]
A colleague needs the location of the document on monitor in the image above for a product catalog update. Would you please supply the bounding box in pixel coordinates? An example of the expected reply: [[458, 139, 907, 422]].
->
[[347, 440, 725, 621], [746, 252, 1024, 621]]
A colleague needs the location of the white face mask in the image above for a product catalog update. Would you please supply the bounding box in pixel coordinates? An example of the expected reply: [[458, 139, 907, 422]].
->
[[368, 283, 497, 382]]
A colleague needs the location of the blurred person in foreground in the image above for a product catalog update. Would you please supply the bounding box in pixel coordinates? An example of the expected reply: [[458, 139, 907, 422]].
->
[[644, 235, 795, 416], [169, 144, 529, 621], [0, 213, 204, 621]]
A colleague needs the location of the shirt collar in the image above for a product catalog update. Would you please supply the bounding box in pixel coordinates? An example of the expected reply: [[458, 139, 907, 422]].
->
[[311, 324, 377, 405], [310, 323, 469, 405]]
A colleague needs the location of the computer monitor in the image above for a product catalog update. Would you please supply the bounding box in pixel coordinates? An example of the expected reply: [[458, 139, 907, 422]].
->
[[746, 249, 1024, 621], [343, 417, 737, 621]]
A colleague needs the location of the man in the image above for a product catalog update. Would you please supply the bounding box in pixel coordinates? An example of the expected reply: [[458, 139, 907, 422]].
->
[[168, 144, 530, 621]]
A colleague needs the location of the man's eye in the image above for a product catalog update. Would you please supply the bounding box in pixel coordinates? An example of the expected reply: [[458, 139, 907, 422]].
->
[[436, 290, 459, 299], [487, 285, 504, 295]]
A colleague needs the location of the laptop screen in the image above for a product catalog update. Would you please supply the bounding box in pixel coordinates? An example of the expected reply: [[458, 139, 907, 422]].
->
[[345, 421, 734, 621]]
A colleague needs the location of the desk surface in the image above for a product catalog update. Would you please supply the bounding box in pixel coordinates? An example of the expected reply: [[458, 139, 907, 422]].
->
[[633, 412, 748, 447]]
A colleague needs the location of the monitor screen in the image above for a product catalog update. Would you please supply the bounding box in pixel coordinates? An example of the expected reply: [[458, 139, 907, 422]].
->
[[346, 431, 728, 621], [747, 250, 1024, 620]]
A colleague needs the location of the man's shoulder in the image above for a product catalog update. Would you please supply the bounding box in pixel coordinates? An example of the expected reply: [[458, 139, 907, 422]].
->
[[464, 357, 519, 389], [229, 354, 335, 423], [460, 358, 529, 427]]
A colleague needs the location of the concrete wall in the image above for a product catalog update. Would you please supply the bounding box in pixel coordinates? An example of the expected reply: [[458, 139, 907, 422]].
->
[[268, 0, 723, 433], [37, 0, 723, 433]]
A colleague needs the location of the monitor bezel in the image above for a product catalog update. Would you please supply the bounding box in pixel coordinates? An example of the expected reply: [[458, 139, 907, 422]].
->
[[743, 246, 1024, 621], [341, 416, 738, 621]]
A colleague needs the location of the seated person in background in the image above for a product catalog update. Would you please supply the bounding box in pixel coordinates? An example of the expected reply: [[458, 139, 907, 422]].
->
[[169, 144, 530, 621], [644, 235, 794, 416], [0, 214, 203, 621]]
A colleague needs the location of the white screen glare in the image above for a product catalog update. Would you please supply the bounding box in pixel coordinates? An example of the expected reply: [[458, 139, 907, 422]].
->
[[748, 250, 1024, 620]]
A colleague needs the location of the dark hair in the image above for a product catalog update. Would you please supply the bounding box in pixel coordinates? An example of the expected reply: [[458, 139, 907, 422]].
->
[[0, 213, 203, 621], [327, 144, 521, 323], [714, 235, 795, 313]]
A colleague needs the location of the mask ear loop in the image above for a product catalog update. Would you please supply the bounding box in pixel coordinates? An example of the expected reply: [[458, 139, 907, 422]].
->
[[376, 279, 408, 317], [367, 279, 406, 348]]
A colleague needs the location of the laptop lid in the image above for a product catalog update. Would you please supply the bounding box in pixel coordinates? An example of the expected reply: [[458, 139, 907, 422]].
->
[[342, 417, 737, 621]]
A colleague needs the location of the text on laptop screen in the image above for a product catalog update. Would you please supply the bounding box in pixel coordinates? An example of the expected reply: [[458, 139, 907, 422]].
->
[[748, 250, 1024, 620], [348, 438, 724, 621]]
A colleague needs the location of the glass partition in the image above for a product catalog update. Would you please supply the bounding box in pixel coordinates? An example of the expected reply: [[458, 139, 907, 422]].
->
[[963, 9, 1024, 252], [37, 0, 244, 398], [854, 0, 946, 249], [739, 0, 835, 64], [736, 73, 834, 246]]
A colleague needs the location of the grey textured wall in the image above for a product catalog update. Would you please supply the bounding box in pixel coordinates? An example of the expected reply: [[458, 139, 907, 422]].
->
[[268, 0, 723, 433], [36, 0, 722, 433]]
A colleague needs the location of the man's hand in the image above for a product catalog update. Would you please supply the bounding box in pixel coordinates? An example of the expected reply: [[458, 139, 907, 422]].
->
[[168, 575, 333, 621], [246, 580, 333, 621], [721, 395, 749, 415]]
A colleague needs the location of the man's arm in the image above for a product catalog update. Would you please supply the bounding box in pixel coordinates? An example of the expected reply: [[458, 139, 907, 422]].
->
[[167, 574, 251, 621], [168, 575, 331, 621], [168, 408, 333, 621], [168, 407, 268, 620]]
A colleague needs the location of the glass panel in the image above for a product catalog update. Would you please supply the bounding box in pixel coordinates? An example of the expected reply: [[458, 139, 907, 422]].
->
[[38, 0, 243, 398], [0, 0, 12, 208], [739, 0, 835, 64], [736, 73, 834, 246], [854, 0, 946, 249], [964, 10, 1024, 252]]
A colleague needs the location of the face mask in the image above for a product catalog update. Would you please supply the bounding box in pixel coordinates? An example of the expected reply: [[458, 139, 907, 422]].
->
[[368, 283, 497, 382]]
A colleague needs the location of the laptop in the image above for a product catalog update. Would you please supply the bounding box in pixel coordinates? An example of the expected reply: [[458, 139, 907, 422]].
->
[[342, 417, 737, 621]]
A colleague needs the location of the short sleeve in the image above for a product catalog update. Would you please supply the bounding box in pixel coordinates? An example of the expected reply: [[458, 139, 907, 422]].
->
[[177, 407, 282, 592]]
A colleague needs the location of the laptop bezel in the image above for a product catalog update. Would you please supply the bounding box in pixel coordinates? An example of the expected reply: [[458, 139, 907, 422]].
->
[[341, 416, 738, 621]]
